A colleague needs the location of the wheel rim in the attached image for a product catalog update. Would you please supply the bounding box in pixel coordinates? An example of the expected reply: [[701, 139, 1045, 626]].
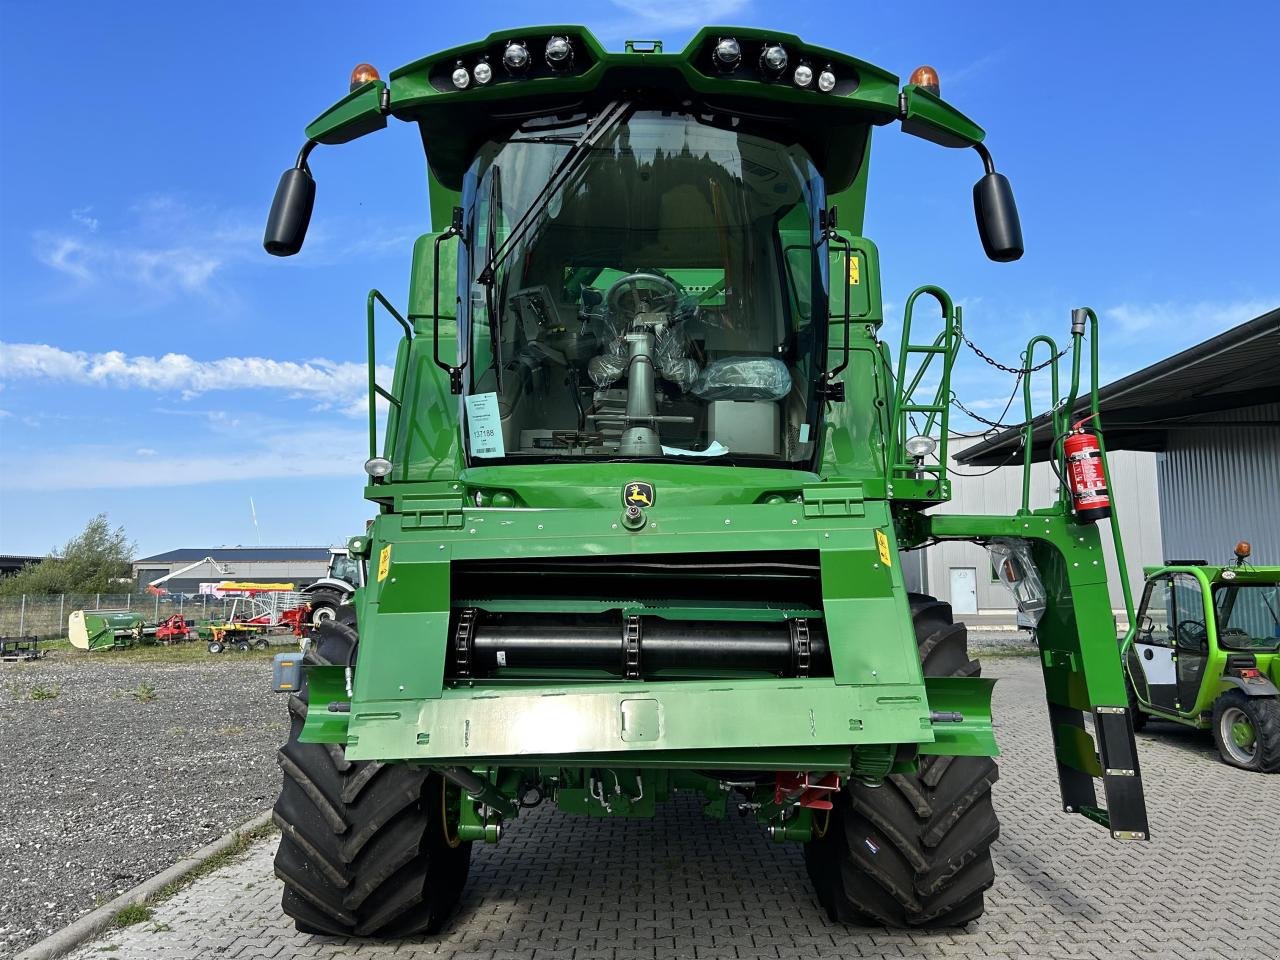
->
[[312, 607, 335, 626], [1220, 706, 1257, 764]]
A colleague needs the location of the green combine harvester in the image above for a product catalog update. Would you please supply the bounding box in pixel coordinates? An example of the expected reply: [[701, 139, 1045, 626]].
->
[[263, 26, 1150, 936]]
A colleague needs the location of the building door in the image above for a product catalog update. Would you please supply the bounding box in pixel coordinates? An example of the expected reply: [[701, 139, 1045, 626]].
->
[[950, 567, 978, 615]]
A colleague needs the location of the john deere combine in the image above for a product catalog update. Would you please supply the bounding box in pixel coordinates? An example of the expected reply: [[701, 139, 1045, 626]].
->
[[263, 26, 1149, 936]]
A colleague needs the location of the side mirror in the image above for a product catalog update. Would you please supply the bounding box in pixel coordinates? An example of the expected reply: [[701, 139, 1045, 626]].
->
[[264, 166, 316, 257], [973, 171, 1023, 262]]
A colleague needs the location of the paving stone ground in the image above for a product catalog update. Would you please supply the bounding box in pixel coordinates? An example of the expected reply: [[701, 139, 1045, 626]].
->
[[67, 658, 1280, 960]]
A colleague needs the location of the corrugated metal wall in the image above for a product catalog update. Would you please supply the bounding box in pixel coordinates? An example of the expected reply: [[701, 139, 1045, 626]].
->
[[1157, 402, 1280, 565], [906, 439, 1164, 619]]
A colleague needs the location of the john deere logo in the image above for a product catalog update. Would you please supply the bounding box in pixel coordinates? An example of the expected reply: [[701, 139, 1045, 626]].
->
[[623, 481, 655, 509]]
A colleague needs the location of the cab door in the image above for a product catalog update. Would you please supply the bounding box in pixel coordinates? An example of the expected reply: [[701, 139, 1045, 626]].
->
[[1171, 573, 1210, 712], [1132, 576, 1178, 711]]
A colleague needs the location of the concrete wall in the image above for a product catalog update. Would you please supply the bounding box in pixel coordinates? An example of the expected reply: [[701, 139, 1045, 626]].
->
[[906, 438, 1164, 622], [1157, 401, 1280, 566]]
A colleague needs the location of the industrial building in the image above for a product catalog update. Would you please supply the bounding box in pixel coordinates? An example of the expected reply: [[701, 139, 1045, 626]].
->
[[901, 440, 1163, 625], [953, 306, 1279, 616], [131, 546, 333, 595]]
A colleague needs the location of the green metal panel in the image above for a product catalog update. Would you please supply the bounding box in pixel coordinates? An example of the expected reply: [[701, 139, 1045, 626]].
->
[[899, 84, 985, 148], [305, 80, 387, 145], [272, 25, 1149, 838]]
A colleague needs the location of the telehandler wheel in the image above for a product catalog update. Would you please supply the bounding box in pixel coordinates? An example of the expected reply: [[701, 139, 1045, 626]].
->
[[804, 594, 999, 927], [273, 620, 472, 937], [1211, 691, 1280, 773]]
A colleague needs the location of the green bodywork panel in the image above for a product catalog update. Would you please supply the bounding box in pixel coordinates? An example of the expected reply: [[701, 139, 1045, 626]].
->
[[279, 24, 1148, 839], [1127, 564, 1280, 726]]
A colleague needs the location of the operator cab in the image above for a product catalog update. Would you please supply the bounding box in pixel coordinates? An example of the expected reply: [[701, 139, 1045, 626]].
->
[[1130, 566, 1280, 715], [461, 108, 827, 466]]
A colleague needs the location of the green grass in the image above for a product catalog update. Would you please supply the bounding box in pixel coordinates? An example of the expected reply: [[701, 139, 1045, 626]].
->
[[979, 645, 1041, 659], [111, 903, 153, 927], [87, 640, 281, 664], [29, 683, 61, 700], [130, 681, 158, 703], [151, 821, 278, 903], [99, 820, 278, 931]]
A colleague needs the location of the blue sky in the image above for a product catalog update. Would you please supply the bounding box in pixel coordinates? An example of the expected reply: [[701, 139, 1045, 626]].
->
[[1, 0, 1277, 556]]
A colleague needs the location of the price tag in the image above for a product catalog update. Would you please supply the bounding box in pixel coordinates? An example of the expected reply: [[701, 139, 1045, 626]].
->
[[465, 392, 506, 458]]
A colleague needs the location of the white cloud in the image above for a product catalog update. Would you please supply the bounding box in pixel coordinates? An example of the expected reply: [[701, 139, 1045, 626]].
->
[[1105, 299, 1273, 338], [0, 430, 366, 491], [0, 342, 391, 414], [70, 207, 100, 232], [33, 194, 257, 298], [606, 0, 750, 30]]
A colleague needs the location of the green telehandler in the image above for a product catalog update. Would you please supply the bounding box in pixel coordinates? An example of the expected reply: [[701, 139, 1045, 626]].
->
[[262, 26, 1150, 937], [1126, 541, 1280, 771]]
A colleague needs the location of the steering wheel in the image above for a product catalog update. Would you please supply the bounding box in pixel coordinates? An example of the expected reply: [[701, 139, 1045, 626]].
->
[[605, 272, 681, 323], [1177, 619, 1208, 648]]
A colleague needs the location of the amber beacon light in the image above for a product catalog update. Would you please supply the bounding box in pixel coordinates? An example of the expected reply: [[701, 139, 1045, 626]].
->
[[909, 64, 940, 96], [349, 63, 381, 91]]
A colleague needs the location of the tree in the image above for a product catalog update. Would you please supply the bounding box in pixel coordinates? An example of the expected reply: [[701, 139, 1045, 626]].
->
[[0, 514, 135, 596]]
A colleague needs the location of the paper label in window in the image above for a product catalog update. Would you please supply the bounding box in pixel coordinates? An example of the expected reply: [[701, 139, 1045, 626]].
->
[[465, 392, 505, 458]]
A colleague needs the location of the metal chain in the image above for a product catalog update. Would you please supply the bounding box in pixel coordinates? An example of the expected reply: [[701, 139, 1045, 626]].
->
[[961, 334, 1070, 375], [949, 394, 1030, 431]]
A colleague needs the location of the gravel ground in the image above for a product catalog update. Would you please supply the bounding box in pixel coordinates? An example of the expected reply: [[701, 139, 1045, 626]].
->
[[0, 648, 285, 957], [968, 629, 1037, 655], [0, 629, 1035, 958]]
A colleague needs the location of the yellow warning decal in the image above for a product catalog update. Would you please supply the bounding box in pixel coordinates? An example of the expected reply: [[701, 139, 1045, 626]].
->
[[377, 544, 392, 582], [848, 255, 860, 285], [874, 529, 892, 567]]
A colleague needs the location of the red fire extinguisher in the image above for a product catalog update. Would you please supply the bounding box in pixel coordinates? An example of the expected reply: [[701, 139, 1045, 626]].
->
[[1063, 418, 1111, 522]]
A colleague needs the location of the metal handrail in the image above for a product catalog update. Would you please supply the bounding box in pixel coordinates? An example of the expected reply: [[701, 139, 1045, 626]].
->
[[366, 289, 412, 460], [1078, 307, 1137, 642], [1018, 310, 1137, 642], [1020, 336, 1061, 512], [890, 285, 959, 479]]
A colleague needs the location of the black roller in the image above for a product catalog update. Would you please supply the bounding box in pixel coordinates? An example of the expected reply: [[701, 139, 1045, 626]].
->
[[453, 611, 830, 679]]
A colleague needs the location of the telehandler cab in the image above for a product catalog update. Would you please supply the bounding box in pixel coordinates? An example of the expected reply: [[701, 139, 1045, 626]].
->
[[1127, 541, 1280, 771], [263, 26, 1149, 937]]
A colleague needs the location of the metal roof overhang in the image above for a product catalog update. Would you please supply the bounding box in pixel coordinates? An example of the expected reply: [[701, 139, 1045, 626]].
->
[[957, 307, 1280, 465]]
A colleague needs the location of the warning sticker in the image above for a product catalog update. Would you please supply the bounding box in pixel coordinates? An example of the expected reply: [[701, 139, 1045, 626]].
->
[[874, 529, 892, 567], [377, 544, 392, 582], [848, 255, 860, 285], [465, 391, 506, 458]]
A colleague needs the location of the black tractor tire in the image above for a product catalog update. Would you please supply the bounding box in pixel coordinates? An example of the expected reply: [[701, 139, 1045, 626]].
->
[[307, 591, 345, 627], [1211, 691, 1280, 773], [273, 620, 472, 937], [804, 594, 999, 927], [207, 640, 224, 655]]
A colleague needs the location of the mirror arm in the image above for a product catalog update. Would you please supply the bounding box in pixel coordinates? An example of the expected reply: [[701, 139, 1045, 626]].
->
[[433, 206, 466, 394], [973, 142, 996, 176], [295, 139, 318, 172]]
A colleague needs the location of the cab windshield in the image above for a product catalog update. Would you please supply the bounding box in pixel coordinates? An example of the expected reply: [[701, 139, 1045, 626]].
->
[[460, 109, 827, 465], [1214, 582, 1280, 652]]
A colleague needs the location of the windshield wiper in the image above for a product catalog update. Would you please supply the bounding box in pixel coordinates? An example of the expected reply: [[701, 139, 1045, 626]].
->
[[476, 100, 633, 286], [505, 135, 582, 145]]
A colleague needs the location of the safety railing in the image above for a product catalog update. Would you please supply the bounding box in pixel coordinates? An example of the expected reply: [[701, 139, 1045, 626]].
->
[[1020, 308, 1137, 641], [367, 289, 413, 462], [889, 285, 961, 492]]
